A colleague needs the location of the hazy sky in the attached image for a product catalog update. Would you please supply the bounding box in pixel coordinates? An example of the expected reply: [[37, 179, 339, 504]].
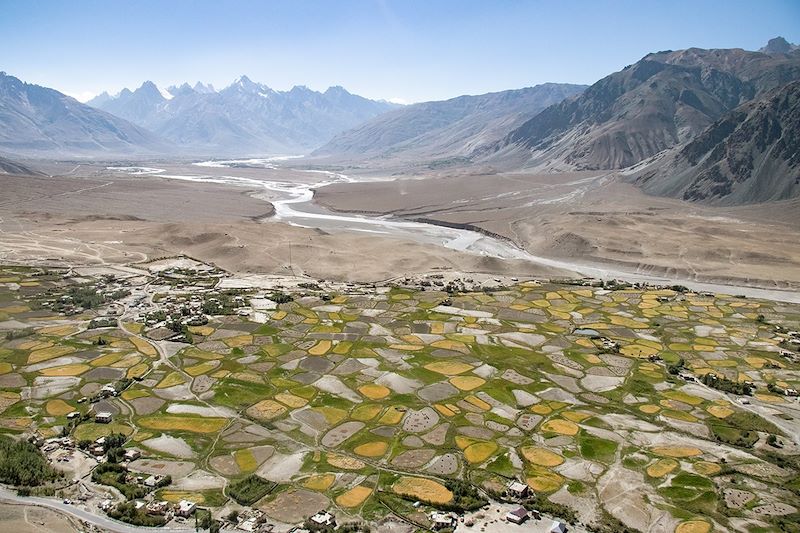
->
[[2, 0, 799, 103]]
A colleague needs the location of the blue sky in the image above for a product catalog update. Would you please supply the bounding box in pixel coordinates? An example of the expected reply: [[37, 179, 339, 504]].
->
[[2, 0, 799, 103]]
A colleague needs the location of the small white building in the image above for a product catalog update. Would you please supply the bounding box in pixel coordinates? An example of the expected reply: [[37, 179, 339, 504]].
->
[[507, 480, 530, 499], [95, 411, 113, 424], [506, 507, 528, 524], [176, 499, 196, 517], [430, 511, 457, 530], [309, 510, 335, 527], [550, 520, 568, 533]]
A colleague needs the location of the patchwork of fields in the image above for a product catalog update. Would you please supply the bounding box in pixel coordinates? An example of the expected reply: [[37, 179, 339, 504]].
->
[[1, 263, 799, 532]]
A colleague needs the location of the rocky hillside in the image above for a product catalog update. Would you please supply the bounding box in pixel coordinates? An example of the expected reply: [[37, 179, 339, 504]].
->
[[313, 83, 586, 164], [0, 72, 168, 157], [632, 80, 800, 205], [0, 156, 42, 175], [490, 44, 800, 171]]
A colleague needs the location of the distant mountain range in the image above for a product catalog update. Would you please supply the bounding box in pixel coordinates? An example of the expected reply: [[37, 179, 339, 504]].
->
[[87, 77, 397, 155], [312, 83, 587, 164], [0, 72, 168, 157], [1, 37, 798, 205]]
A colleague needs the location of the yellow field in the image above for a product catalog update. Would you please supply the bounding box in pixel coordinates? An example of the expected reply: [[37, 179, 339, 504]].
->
[[541, 419, 579, 435], [561, 411, 591, 423], [661, 409, 699, 423], [652, 446, 702, 458], [449, 376, 485, 391], [74, 422, 133, 441], [431, 339, 469, 353], [45, 399, 74, 416], [663, 391, 704, 406], [90, 353, 123, 367], [464, 395, 491, 411], [123, 362, 146, 379], [393, 477, 453, 505], [156, 371, 186, 388], [0, 391, 19, 413], [424, 361, 473, 375], [693, 461, 722, 475], [526, 469, 564, 492], [304, 473, 335, 491], [37, 324, 79, 337], [223, 335, 253, 348], [111, 354, 142, 369], [520, 446, 565, 467], [327, 453, 365, 470], [639, 404, 661, 414], [40, 364, 90, 377], [754, 393, 784, 403], [315, 405, 348, 425], [28, 345, 75, 364], [158, 490, 206, 504], [609, 315, 647, 329], [336, 485, 372, 507], [309, 340, 332, 355], [646, 458, 678, 478], [234, 449, 258, 472], [333, 341, 352, 355], [531, 404, 553, 415], [378, 406, 405, 424], [675, 520, 711, 533], [433, 404, 456, 417], [185, 361, 218, 376], [0, 362, 12, 375], [455, 436, 498, 463], [275, 392, 308, 408], [123, 322, 144, 334], [351, 404, 382, 421], [620, 344, 660, 358], [389, 344, 424, 351], [187, 325, 215, 336], [18, 340, 52, 351], [271, 310, 287, 320], [121, 389, 150, 400], [354, 441, 388, 457], [707, 405, 734, 418], [139, 415, 226, 433], [247, 400, 287, 420], [358, 384, 391, 400]]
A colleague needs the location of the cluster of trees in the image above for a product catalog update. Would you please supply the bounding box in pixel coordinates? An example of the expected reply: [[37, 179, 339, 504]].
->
[[443, 479, 487, 512], [269, 291, 293, 304], [107, 501, 166, 527], [4, 328, 34, 340], [700, 373, 753, 395], [91, 462, 169, 499], [0, 436, 64, 487], [227, 474, 276, 505], [667, 357, 686, 375], [521, 492, 578, 525]]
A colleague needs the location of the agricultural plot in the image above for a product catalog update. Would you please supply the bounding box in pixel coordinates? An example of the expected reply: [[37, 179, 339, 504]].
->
[[1, 264, 800, 532]]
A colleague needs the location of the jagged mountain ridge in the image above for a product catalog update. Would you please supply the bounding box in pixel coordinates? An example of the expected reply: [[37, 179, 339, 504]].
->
[[632, 80, 800, 205], [88, 77, 397, 155], [0, 72, 169, 157], [489, 44, 800, 171], [312, 83, 587, 163]]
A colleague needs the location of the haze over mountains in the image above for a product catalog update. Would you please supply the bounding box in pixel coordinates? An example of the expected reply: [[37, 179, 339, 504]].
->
[[312, 83, 587, 163], [87, 77, 397, 155], [0, 38, 798, 206], [0, 72, 167, 156]]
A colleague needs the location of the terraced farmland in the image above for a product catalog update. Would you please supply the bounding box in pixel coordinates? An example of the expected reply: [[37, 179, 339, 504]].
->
[[1, 264, 799, 532]]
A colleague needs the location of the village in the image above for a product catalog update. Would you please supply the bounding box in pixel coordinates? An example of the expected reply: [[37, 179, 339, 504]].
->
[[0, 257, 799, 533]]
